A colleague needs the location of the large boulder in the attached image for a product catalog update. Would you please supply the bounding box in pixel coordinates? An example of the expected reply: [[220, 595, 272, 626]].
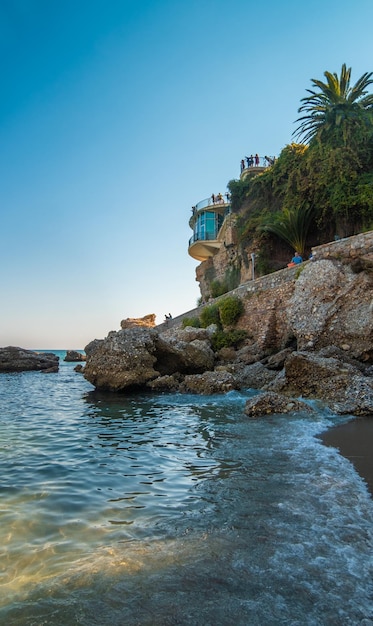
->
[[64, 350, 86, 362], [83, 327, 216, 391], [268, 351, 373, 415], [0, 347, 59, 373], [288, 260, 373, 361], [120, 314, 156, 329], [83, 328, 160, 391], [244, 391, 313, 417], [180, 370, 238, 394]]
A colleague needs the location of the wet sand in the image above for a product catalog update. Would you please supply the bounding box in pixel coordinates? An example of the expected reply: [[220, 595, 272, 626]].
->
[[321, 418, 373, 498]]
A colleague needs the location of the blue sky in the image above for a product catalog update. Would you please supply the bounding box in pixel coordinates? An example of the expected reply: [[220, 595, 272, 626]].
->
[[1, 0, 373, 349]]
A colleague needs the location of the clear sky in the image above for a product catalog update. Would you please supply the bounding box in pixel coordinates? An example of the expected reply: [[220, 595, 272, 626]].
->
[[1, 0, 372, 349]]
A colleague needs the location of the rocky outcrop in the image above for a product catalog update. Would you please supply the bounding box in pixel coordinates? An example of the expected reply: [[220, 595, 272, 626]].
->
[[120, 314, 156, 329], [244, 391, 313, 418], [288, 260, 373, 361], [83, 326, 216, 391], [0, 347, 59, 373], [64, 350, 86, 362], [84, 329, 160, 391], [266, 351, 373, 416], [82, 233, 373, 416]]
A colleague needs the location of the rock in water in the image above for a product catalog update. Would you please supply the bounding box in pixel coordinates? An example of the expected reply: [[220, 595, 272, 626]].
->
[[0, 347, 59, 372]]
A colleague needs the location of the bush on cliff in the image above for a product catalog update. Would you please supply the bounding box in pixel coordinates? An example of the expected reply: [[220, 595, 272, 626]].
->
[[211, 329, 248, 351], [200, 302, 222, 329], [218, 296, 244, 327], [181, 317, 201, 329]]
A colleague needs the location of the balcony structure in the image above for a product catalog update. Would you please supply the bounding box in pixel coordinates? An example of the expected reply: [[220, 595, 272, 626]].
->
[[240, 156, 275, 180], [188, 194, 231, 262]]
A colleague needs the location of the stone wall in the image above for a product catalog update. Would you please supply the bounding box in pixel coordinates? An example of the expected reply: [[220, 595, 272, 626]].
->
[[158, 231, 373, 342]]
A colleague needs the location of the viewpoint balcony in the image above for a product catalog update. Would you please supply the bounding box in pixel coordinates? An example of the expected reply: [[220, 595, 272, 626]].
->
[[240, 156, 275, 180], [188, 194, 231, 262]]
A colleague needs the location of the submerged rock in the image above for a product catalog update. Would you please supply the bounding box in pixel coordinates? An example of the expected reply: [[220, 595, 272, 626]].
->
[[0, 347, 59, 373], [244, 391, 313, 418]]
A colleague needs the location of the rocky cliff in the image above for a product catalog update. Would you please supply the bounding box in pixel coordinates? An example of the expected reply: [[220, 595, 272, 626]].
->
[[83, 232, 373, 417]]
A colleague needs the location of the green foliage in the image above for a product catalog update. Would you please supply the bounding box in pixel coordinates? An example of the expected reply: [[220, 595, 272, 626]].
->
[[200, 303, 221, 329], [210, 266, 241, 297], [261, 204, 314, 256], [211, 329, 248, 351], [210, 280, 228, 298], [181, 317, 201, 329], [294, 64, 373, 145], [218, 296, 244, 327]]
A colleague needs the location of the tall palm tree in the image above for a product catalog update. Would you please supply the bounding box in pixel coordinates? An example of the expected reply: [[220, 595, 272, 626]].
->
[[293, 64, 373, 144]]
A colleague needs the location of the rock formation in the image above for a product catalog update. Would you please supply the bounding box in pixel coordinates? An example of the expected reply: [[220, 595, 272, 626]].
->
[[0, 347, 59, 373], [64, 350, 86, 362], [120, 314, 156, 329], [83, 233, 373, 417]]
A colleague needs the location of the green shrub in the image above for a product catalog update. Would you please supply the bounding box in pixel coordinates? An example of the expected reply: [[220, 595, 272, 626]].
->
[[211, 329, 248, 351], [181, 317, 201, 329], [218, 296, 244, 327], [210, 280, 228, 298], [200, 303, 221, 329]]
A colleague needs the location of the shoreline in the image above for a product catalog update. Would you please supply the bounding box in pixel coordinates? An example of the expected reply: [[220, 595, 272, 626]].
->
[[320, 417, 373, 498]]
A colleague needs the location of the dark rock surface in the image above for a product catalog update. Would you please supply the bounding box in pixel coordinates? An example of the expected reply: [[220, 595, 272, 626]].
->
[[0, 347, 59, 373], [64, 350, 86, 362]]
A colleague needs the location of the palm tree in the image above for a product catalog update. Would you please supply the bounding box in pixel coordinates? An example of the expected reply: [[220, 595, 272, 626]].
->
[[293, 64, 373, 144], [261, 205, 314, 257]]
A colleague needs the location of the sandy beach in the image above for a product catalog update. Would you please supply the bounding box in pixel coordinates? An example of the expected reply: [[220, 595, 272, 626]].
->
[[321, 418, 373, 498]]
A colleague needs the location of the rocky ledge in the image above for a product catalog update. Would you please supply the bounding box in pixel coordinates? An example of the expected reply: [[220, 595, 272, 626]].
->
[[0, 347, 59, 373]]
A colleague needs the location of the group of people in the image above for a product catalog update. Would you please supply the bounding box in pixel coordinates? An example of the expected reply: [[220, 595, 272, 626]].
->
[[240, 154, 260, 172], [240, 155, 276, 172], [211, 192, 230, 204]]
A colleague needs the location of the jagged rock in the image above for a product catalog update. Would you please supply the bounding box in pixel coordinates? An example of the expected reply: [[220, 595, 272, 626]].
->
[[83, 328, 160, 391], [74, 364, 84, 373], [274, 351, 373, 415], [180, 370, 238, 395], [244, 391, 313, 418], [64, 350, 86, 362], [288, 260, 373, 361], [147, 374, 183, 392], [265, 348, 294, 370], [120, 314, 156, 329], [83, 328, 215, 391], [0, 347, 59, 373], [232, 362, 278, 389], [154, 336, 215, 375]]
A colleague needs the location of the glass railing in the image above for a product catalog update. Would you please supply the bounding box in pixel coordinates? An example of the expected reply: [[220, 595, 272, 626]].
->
[[188, 206, 231, 247], [194, 194, 231, 211]]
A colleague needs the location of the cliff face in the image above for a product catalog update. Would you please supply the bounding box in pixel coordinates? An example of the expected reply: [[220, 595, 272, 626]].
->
[[83, 232, 373, 416], [190, 231, 373, 362]]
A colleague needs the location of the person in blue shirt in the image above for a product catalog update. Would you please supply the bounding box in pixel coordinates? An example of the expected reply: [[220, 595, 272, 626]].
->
[[291, 252, 303, 264]]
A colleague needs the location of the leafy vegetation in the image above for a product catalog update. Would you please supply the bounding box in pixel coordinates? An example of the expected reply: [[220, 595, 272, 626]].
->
[[200, 303, 222, 329], [224, 65, 373, 268], [210, 329, 248, 351], [218, 296, 244, 327], [181, 317, 200, 329]]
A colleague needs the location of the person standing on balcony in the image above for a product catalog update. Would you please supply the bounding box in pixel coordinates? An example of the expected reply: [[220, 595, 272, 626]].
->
[[255, 153, 260, 166], [240, 159, 245, 173]]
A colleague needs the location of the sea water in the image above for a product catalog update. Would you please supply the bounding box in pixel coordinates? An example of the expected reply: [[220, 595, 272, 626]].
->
[[0, 352, 373, 625]]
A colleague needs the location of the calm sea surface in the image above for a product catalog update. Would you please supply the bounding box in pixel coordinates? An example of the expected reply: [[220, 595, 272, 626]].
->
[[1, 351, 373, 625]]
